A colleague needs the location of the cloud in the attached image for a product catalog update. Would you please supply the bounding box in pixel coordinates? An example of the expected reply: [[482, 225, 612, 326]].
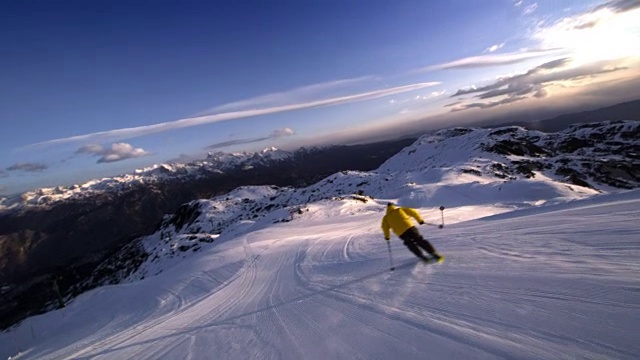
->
[[449, 57, 629, 111], [593, 0, 640, 13], [76, 142, 151, 163], [204, 138, 271, 150], [270, 127, 295, 138], [76, 144, 104, 154], [486, 43, 505, 53], [199, 77, 376, 115], [523, 3, 538, 15], [415, 91, 447, 100], [451, 96, 528, 112], [26, 82, 439, 149], [444, 101, 464, 108], [421, 48, 561, 71], [444, 0, 640, 84], [533, 88, 548, 98], [536, 57, 573, 70], [532, 1, 640, 64], [6, 162, 48, 172], [451, 57, 627, 100], [205, 127, 296, 150]]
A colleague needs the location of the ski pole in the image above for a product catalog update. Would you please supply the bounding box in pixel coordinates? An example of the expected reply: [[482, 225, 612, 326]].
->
[[439, 206, 445, 228], [387, 241, 395, 271]]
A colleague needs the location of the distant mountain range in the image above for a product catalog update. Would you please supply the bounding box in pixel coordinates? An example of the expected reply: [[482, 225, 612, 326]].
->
[[1, 119, 638, 330]]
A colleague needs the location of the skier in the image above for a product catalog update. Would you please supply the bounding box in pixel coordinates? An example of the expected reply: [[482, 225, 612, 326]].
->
[[382, 203, 442, 262]]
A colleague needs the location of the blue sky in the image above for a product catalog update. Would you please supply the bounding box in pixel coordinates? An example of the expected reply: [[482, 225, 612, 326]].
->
[[1, 0, 639, 195]]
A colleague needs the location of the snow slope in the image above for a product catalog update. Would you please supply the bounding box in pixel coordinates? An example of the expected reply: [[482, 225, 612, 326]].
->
[[2, 189, 638, 359]]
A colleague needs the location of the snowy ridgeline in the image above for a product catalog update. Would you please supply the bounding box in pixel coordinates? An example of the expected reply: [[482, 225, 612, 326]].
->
[[82, 121, 640, 287]]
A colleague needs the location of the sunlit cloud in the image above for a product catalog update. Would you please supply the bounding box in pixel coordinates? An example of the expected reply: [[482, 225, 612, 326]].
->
[[25, 82, 439, 149], [6, 162, 48, 172], [76, 143, 151, 163], [420, 48, 561, 71], [533, 1, 640, 65], [205, 127, 296, 150], [452, 58, 627, 98], [449, 57, 630, 111], [442, 0, 640, 115]]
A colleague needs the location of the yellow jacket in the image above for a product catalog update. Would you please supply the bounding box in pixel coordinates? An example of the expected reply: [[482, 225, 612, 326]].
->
[[381, 204, 424, 239]]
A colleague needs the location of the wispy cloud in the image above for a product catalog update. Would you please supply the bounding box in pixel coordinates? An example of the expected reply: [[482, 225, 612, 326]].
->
[[451, 96, 528, 112], [523, 3, 538, 15], [6, 162, 48, 172], [444, 101, 464, 108], [199, 77, 376, 115], [420, 48, 561, 71], [26, 82, 439, 149], [205, 127, 295, 150], [76, 143, 151, 163]]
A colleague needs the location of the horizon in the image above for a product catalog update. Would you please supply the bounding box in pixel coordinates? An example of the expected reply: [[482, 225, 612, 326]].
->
[[1, 0, 639, 195]]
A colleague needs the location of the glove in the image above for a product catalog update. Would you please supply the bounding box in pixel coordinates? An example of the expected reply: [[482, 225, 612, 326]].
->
[[419, 221, 424, 225]]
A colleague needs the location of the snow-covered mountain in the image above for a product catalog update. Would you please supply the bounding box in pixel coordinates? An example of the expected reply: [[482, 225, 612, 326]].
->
[[0, 147, 296, 211], [1, 121, 638, 360]]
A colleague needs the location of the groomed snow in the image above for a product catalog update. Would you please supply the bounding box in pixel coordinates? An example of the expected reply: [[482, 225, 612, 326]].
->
[[2, 190, 639, 359]]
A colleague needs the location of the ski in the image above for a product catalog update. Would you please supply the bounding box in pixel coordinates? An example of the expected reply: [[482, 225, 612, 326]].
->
[[421, 255, 444, 264]]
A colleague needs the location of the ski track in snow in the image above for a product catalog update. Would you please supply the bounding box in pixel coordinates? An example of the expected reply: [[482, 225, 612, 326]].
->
[[3, 192, 640, 359]]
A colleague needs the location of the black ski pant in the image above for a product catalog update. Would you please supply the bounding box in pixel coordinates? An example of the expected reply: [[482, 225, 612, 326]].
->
[[399, 226, 436, 259]]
